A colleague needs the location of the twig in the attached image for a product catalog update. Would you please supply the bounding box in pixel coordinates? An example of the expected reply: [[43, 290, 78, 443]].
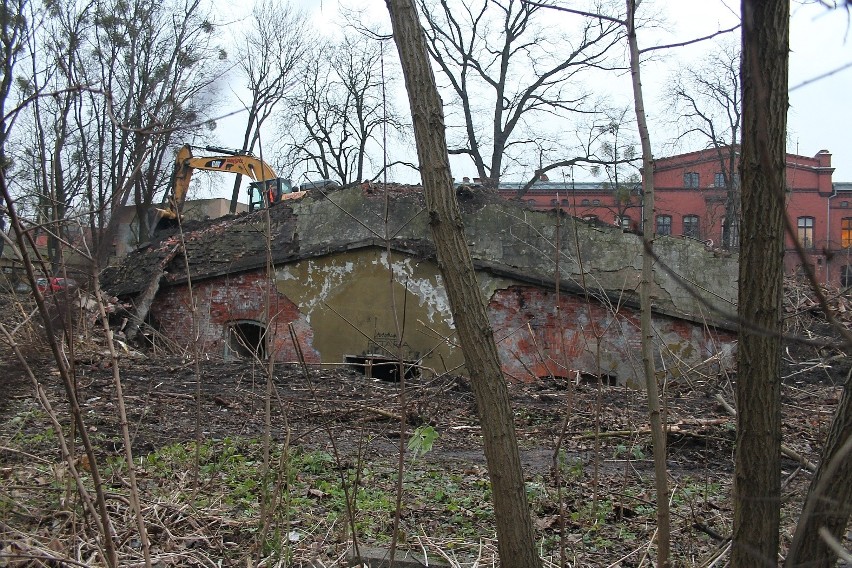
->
[[818, 527, 852, 563]]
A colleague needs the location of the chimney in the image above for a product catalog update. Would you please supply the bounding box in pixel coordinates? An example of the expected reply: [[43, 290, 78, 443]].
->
[[815, 149, 832, 168], [463, 176, 471, 183], [539, 173, 549, 182]]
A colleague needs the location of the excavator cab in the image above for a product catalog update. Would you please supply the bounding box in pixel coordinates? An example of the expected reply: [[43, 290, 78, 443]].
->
[[248, 178, 295, 212]]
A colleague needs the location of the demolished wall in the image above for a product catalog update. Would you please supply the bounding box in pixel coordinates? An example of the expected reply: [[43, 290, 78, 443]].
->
[[103, 185, 739, 384]]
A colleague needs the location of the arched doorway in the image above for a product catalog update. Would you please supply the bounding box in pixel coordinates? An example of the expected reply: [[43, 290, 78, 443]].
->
[[225, 320, 267, 360]]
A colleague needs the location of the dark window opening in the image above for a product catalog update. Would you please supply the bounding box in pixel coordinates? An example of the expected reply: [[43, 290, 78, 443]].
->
[[842, 265, 852, 288], [226, 321, 267, 360], [345, 355, 419, 382], [577, 372, 618, 386], [682, 214, 700, 239]]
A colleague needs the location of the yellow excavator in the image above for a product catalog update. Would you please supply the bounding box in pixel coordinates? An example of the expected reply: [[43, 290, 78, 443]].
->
[[150, 144, 305, 233]]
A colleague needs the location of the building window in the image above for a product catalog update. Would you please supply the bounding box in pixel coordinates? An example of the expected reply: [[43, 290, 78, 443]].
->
[[797, 216, 815, 249], [842, 218, 852, 248], [561, 198, 570, 205], [656, 215, 672, 236], [581, 198, 590, 206], [714, 172, 726, 187], [842, 265, 852, 288], [618, 215, 631, 230], [722, 217, 740, 248], [683, 172, 700, 188], [843, 201, 849, 208], [682, 215, 700, 238], [592, 199, 601, 206], [526, 199, 536, 205], [550, 199, 559, 206]]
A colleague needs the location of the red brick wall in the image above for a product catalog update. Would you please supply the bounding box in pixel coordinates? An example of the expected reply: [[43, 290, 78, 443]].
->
[[150, 269, 320, 363], [151, 272, 736, 386], [488, 286, 736, 385]]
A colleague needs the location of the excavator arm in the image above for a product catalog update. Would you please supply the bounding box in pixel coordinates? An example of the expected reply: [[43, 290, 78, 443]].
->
[[150, 144, 304, 234]]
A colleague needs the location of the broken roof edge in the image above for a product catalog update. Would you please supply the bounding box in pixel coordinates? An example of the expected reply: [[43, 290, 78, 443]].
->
[[106, 239, 735, 334], [103, 238, 438, 297], [475, 260, 737, 332]]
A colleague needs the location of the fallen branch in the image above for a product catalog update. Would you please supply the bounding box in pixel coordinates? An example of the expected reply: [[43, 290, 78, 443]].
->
[[714, 394, 817, 472], [576, 419, 729, 440]]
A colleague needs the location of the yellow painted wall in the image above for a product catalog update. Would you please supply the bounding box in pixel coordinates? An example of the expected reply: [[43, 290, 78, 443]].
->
[[275, 249, 465, 376]]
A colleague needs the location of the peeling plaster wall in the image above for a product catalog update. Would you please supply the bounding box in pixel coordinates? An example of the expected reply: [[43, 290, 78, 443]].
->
[[106, 187, 739, 330], [148, 247, 736, 385], [488, 286, 735, 386], [110, 186, 741, 384], [276, 249, 464, 374]]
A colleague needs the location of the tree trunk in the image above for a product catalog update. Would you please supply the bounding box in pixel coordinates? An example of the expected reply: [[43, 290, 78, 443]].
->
[[785, 370, 852, 567], [626, 2, 670, 566], [384, 1, 541, 566], [731, 1, 788, 566]]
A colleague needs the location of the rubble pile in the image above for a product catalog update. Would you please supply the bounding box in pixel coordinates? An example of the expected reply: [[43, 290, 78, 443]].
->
[[783, 276, 852, 330]]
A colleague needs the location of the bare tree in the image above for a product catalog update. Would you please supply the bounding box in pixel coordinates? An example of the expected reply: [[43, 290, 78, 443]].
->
[[667, 40, 741, 248], [731, 0, 788, 565], [626, 1, 670, 564], [0, 0, 28, 169], [227, 0, 307, 214], [386, 0, 541, 565], [284, 34, 408, 185], [786, 371, 852, 566], [16, 0, 95, 269], [418, 0, 622, 188], [589, 108, 641, 227], [58, 0, 224, 251]]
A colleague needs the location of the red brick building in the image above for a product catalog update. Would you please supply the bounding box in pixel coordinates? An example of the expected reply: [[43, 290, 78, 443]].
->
[[498, 147, 851, 287]]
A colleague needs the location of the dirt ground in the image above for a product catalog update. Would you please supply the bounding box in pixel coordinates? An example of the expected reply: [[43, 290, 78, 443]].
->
[[0, 297, 849, 566]]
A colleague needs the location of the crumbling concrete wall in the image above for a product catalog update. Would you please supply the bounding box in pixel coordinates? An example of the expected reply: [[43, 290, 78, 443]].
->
[[284, 188, 738, 327], [147, 246, 735, 384], [108, 185, 740, 383]]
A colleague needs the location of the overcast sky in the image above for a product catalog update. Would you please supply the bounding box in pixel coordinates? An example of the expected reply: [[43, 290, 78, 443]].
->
[[214, 0, 852, 188]]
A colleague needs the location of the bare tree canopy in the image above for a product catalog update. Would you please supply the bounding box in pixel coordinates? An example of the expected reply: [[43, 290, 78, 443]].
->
[[667, 39, 741, 248], [8, 0, 225, 260], [228, 0, 307, 213], [283, 33, 410, 186], [417, 0, 623, 187]]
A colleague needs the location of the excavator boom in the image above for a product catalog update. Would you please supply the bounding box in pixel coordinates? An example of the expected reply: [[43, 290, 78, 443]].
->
[[150, 144, 304, 234]]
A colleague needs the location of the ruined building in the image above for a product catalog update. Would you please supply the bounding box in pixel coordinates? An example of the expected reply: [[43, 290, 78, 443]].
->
[[102, 184, 738, 386]]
